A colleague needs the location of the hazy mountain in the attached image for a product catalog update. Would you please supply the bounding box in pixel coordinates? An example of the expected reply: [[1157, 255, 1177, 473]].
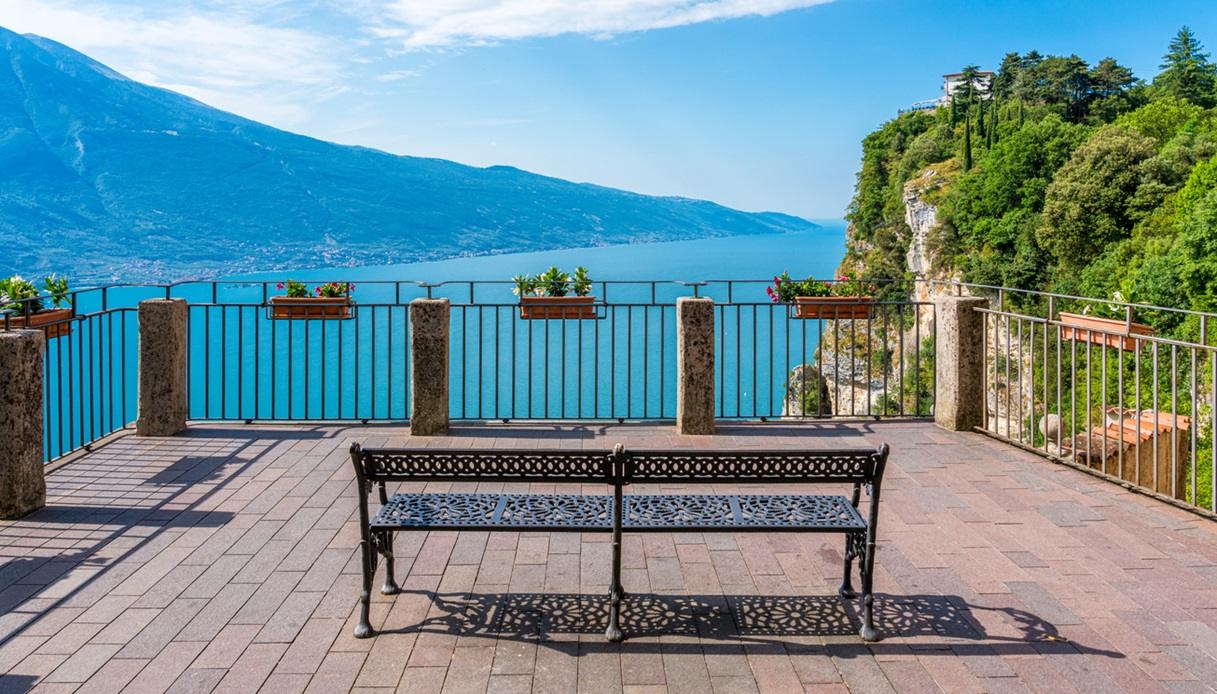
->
[[0, 27, 817, 283]]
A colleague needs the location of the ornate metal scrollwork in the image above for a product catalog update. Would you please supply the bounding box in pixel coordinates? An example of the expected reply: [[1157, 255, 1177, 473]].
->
[[361, 450, 614, 480]]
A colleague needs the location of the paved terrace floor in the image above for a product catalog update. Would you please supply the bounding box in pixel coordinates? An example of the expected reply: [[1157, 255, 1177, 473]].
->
[[2, 421, 1217, 694]]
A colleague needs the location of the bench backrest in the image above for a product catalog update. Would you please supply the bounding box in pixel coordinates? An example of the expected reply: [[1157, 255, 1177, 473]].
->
[[349, 444, 616, 483], [623, 445, 887, 485], [350, 443, 887, 487]]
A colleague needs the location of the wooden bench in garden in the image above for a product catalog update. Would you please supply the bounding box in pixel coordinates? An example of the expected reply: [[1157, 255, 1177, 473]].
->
[[348, 442, 889, 642]]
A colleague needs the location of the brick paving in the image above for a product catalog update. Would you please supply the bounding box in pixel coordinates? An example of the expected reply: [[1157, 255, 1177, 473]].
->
[[2, 421, 1217, 693]]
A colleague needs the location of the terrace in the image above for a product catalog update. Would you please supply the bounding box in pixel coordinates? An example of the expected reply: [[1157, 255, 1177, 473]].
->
[[2, 279, 1217, 692]]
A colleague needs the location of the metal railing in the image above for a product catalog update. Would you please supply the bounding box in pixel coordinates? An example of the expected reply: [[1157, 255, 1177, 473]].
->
[[4, 277, 935, 463], [966, 283, 1217, 517]]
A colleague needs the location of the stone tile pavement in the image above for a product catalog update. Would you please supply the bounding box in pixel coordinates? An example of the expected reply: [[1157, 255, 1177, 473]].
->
[[1, 421, 1216, 693]]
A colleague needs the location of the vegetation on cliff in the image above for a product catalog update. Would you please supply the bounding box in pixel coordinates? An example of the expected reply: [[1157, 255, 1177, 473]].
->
[[844, 27, 1217, 332]]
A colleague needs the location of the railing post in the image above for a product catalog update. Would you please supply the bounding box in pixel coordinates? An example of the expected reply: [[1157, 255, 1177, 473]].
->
[[0, 329, 45, 518], [410, 298, 450, 435], [934, 296, 988, 432], [676, 297, 715, 435], [137, 298, 188, 436]]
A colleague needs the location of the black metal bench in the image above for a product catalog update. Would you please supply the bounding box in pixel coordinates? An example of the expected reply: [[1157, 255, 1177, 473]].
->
[[349, 442, 888, 642]]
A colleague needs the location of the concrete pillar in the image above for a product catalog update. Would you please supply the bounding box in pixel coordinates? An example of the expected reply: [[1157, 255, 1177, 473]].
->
[[410, 298, 449, 435], [0, 330, 45, 519], [934, 296, 988, 431], [676, 297, 715, 435], [137, 299, 188, 436]]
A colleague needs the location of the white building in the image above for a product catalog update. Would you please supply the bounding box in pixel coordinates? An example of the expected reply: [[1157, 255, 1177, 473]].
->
[[941, 71, 994, 103]]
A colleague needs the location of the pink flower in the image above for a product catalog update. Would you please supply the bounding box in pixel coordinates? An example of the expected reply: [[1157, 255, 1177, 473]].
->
[[276, 282, 284, 290]]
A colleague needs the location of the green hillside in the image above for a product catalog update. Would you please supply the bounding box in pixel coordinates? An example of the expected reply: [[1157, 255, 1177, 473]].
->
[[845, 27, 1217, 338]]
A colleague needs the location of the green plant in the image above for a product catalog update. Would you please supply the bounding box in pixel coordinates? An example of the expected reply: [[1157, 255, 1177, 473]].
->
[[767, 272, 831, 302], [276, 280, 309, 297], [831, 275, 878, 297], [512, 267, 594, 297], [512, 274, 541, 297], [571, 267, 593, 296], [42, 274, 70, 309], [0, 275, 45, 314], [315, 281, 353, 298], [538, 267, 571, 297]]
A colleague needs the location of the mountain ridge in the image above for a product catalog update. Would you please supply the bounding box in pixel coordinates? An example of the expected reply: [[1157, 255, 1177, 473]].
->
[[0, 27, 816, 283]]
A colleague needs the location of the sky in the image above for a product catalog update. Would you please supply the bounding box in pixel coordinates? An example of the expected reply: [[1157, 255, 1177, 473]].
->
[[0, 0, 1215, 219]]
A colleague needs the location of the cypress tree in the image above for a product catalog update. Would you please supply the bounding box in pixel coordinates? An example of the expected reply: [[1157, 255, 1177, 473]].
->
[[977, 99, 986, 140], [989, 100, 999, 147], [963, 115, 973, 171]]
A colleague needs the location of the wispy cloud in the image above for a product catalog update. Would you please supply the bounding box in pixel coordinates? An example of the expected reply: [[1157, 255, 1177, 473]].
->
[[374, 68, 422, 82], [365, 0, 833, 49], [0, 0, 346, 126]]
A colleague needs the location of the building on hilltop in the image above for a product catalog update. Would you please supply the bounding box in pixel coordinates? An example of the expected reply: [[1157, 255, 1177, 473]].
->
[[900, 70, 996, 113]]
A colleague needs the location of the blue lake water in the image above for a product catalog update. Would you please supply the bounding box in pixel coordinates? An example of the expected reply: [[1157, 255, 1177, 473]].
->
[[42, 221, 848, 460]]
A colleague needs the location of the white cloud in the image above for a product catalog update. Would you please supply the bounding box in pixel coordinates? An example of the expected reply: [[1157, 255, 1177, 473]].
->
[[0, 0, 345, 127], [367, 0, 832, 49]]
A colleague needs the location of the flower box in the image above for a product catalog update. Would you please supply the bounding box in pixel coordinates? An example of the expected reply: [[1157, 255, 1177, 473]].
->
[[792, 296, 874, 320], [519, 296, 597, 320], [1058, 312, 1154, 351], [6, 308, 73, 338], [269, 296, 352, 320]]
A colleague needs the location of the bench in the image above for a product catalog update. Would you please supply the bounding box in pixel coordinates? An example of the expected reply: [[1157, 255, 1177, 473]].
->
[[349, 442, 888, 642]]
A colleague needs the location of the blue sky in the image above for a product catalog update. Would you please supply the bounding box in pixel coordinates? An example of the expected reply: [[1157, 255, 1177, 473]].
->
[[1, 0, 1215, 219]]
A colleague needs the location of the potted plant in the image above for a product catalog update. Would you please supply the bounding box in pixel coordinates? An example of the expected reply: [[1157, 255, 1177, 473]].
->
[[269, 280, 354, 320], [515, 266, 597, 319], [1058, 290, 1154, 351], [767, 272, 875, 319], [0, 274, 73, 338]]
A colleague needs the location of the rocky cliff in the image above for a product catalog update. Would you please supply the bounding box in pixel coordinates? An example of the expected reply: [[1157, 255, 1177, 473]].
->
[[792, 166, 1030, 425]]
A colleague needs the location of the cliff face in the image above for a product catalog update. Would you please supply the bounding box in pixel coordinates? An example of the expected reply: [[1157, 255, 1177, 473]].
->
[[797, 166, 1028, 423]]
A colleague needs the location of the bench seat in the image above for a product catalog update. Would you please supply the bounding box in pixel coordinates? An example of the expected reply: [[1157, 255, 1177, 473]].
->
[[373, 492, 867, 532]]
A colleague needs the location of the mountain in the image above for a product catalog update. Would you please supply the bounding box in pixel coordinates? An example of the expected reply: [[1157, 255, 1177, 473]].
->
[[0, 27, 817, 283]]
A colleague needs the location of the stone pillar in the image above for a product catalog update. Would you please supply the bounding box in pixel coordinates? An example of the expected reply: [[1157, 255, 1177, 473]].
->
[[410, 298, 449, 436], [137, 299, 188, 436], [934, 296, 988, 431], [676, 297, 715, 435], [0, 330, 45, 519]]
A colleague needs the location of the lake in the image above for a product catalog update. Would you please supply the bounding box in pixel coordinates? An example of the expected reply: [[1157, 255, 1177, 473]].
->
[[41, 221, 848, 460]]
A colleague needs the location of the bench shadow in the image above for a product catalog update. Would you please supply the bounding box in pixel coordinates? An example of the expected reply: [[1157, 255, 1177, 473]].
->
[[376, 591, 1123, 658]]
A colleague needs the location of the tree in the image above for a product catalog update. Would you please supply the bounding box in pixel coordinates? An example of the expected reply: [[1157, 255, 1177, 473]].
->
[[1038, 126, 1158, 268], [963, 114, 973, 171], [1154, 26, 1217, 107], [1090, 58, 1136, 98], [1116, 97, 1206, 144]]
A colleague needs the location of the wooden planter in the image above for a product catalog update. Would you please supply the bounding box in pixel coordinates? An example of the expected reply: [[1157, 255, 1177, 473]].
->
[[269, 296, 352, 320], [6, 307, 73, 338], [792, 296, 874, 320], [1058, 312, 1154, 351], [519, 296, 597, 320]]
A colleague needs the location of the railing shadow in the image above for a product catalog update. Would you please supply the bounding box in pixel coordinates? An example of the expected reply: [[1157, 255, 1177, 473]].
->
[[377, 591, 1124, 658], [0, 438, 283, 649]]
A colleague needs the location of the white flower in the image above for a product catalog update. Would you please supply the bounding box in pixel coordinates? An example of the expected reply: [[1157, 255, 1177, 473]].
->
[[512, 287, 521, 296], [532, 287, 546, 296]]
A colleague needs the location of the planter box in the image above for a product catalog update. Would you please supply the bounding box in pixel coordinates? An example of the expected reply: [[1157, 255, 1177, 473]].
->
[[1058, 312, 1153, 351], [6, 308, 73, 339], [269, 296, 352, 320], [519, 296, 597, 320], [792, 296, 874, 320]]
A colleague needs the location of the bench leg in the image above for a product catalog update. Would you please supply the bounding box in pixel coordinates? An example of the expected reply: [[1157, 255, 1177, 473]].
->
[[838, 531, 860, 599], [606, 488, 625, 643], [355, 533, 376, 638], [859, 536, 878, 642], [380, 531, 400, 595]]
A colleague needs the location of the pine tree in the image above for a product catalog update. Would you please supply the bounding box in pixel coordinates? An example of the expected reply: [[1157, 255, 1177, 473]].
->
[[1154, 26, 1217, 107]]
